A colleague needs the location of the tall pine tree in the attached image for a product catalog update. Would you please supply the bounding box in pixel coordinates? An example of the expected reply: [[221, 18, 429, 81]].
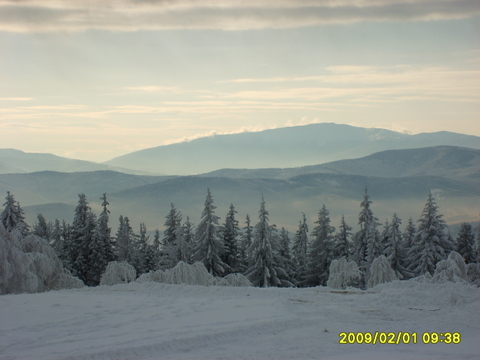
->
[[246, 195, 289, 287], [221, 204, 241, 274], [292, 213, 309, 286], [456, 222, 476, 264], [1, 191, 28, 235], [194, 189, 227, 276], [307, 205, 335, 286], [408, 191, 449, 276], [333, 215, 352, 260], [383, 213, 411, 279]]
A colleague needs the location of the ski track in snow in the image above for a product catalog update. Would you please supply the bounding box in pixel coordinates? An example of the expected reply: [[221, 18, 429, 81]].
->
[[1, 281, 479, 360]]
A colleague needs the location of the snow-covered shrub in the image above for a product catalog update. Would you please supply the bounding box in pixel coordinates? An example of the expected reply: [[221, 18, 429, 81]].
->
[[163, 261, 213, 285], [48, 270, 85, 290], [327, 257, 361, 290], [135, 271, 154, 283], [1, 226, 83, 294], [135, 261, 252, 287], [367, 255, 398, 288], [100, 261, 136, 286], [432, 251, 469, 284], [466, 263, 480, 285], [223, 273, 252, 287]]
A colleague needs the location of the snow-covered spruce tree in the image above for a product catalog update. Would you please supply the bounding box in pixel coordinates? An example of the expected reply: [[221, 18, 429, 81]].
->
[[74, 211, 99, 286], [194, 189, 227, 276], [239, 214, 254, 268], [32, 213, 52, 241], [383, 213, 411, 279], [160, 203, 182, 269], [307, 205, 335, 286], [403, 217, 416, 253], [221, 203, 241, 274], [292, 213, 309, 286], [277, 227, 295, 284], [84, 213, 110, 286], [333, 215, 352, 260], [408, 191, 450, 276], [1, 191, 29, 235], [380, 219, 390, 255], [456, 222, 476, 264], [50, 219, 62, 249], [246, 195, 290, 287], [97, 193, 115, 264], [132, 222, 149, 275], [179, 217, 195, 264], [69, 193, 92, 280], [115, 215, 136, 266], [353, 187, 381, 286]]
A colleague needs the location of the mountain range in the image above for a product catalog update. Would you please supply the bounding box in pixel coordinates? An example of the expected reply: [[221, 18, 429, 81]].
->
[[2, 123, 479, 176], [1, 143, 478, 235], [103, 123, 480, 175]]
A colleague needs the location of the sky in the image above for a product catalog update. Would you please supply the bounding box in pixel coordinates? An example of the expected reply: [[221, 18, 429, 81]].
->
[[1, 0, 479, 163]]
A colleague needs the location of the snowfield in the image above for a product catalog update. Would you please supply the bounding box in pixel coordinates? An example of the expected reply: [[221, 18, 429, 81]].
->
[[1, 280, 479, 360]]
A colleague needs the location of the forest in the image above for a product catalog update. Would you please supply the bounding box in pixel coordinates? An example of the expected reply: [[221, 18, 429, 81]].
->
[[1, 187, 479, 295]]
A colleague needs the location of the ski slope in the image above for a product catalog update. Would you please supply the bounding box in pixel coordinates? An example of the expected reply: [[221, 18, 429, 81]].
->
[[1, 280, 479, 360]]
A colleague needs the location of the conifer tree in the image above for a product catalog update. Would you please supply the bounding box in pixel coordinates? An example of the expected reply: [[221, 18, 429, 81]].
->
[[403, 217, 416, 251], [221, 204, 241, 274], [116, 215, 136, 266], [69, 194, 92, 278], [245, 195, 289, 287], [133, 222, 149, 275], [84, 212, 109, 286], [277, 227, 295, 284], [307, 205, 335, 286], [50, 219, 62, 252], [408, 191, 449, 276], [333, 215, 352, 260], [383, 213, 411, 279], [1, 191, 29, 235], [97, 193, 115, 263], [456, 222, 476, 264], [354, 187, 381, 287], [74, 210, 98, 285], [292, 213, 309, 286], [33, 213, 51, 241], [161, 203, 182, 269], [194, 189, 227, 276], [240, 214, 254, 268], [178, 217, 195, 264]]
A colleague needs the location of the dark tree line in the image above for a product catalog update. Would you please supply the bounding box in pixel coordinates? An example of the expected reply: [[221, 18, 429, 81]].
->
[[1, 187, 478, 288]]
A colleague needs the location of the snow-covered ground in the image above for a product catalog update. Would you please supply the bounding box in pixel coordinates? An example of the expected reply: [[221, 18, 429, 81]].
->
[[1, 280, 479, 360]]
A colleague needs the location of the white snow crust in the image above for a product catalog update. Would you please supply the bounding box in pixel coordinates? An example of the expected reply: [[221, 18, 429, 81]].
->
[[1, 280, 478, 360]]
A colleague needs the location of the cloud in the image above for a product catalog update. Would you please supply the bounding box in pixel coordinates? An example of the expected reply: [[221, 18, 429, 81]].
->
[[0, 0, 478, 32], [0, 97, 33, 101]]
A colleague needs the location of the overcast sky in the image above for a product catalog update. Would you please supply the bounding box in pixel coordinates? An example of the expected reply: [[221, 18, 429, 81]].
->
[[1, 0, 479, 162]]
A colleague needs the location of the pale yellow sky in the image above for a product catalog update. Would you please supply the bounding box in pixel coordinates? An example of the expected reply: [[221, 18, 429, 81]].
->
[[1, 0, 479, 162]]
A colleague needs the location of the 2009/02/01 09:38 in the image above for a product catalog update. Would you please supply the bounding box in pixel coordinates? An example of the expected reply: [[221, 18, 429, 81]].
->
[[338, 332, 461, 344]]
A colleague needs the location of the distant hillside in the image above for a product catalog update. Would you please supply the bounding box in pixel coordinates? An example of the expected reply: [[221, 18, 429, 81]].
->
[[203, 146, 480, 180], [104, 123, 480, 175], [2, 145, 478, 233], [0, 171, 172, 205], [0, 149, 150, 175]]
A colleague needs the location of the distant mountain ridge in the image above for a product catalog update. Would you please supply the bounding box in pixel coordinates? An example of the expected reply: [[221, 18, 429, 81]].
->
[[202, 146, 480, 180], [1, 145, 478, 233], [103, 123, 480, 175], [0, 149, 152, 175]]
